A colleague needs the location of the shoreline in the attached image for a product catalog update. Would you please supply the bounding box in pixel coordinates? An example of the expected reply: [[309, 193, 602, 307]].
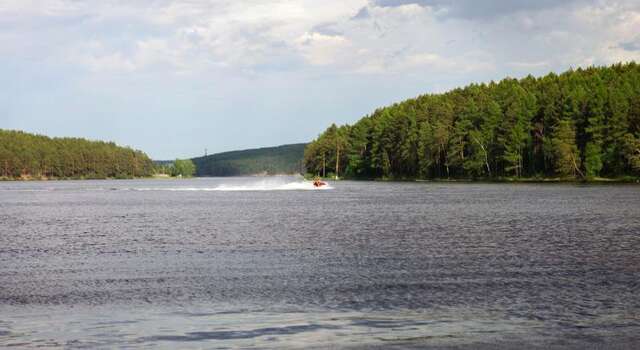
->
[[0, 175, 181, 182], [2, 174, 639, 184], [307, 175, 640, 184]]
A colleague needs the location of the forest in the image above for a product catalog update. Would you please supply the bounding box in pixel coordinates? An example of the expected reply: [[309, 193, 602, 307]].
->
[[193, 143, 306, 177], [154, 159, 197, 177], [305, 62, 640, 180], [0, 129, 155, 180]]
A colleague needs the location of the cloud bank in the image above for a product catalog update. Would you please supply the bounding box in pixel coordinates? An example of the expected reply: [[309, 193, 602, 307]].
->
[[1, 0, 639, 158]]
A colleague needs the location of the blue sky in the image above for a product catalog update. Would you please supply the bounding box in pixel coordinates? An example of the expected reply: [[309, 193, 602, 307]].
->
[[1, 0, 639, 159]]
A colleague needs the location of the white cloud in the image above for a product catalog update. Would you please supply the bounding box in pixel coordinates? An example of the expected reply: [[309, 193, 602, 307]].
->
[[3, 0, 640, 159], [296, 32, 350, 66], [4, 0, 637, 78], [508, 61, 550, 69]]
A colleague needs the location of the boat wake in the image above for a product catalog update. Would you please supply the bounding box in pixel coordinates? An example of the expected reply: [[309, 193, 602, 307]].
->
[[132, 179, 332, 192]]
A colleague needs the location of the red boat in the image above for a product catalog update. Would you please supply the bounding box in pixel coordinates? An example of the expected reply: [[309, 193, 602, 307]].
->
[[313, 179, 327, 188]]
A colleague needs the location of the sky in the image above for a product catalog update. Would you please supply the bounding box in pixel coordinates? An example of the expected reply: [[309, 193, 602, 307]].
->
[[1, 0, 640, 159]]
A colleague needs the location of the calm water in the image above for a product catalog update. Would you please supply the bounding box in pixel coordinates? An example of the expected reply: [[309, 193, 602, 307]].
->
[[1, 177, 639, 349]]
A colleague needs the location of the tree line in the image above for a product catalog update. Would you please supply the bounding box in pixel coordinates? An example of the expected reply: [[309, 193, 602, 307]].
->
[[304, 62, 640, 180], [0, 129, 155, 179], [155, 159, 196, 177]]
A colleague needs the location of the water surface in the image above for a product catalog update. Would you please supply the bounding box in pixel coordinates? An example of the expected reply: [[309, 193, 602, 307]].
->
[[1, 177, 639, 348]]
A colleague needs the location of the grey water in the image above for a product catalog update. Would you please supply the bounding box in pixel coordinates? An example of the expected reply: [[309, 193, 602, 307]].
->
[[1, 177, 639, 349]]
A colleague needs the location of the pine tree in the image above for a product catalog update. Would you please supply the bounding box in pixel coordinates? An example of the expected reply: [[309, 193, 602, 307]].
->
[[552, 120, 582, 178]]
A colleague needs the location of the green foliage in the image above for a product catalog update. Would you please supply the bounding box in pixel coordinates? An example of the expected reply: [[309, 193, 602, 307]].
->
[[305, 62, 640, 179], [304, 124, 350, 178], [152, 161, 174, 175], [622, 133, 640, 173], [172, 159, 196, 177], [552, 120, 581, 178], [0, 129, 154, 179], [194, 144, 305, 176], [584, 142, 603, 177]]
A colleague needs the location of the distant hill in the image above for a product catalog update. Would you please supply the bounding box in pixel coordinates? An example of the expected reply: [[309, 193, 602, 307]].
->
[[192, 143, 306, 176]]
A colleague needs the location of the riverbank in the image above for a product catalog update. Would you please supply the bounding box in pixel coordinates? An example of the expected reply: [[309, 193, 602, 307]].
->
[[305, 174, 640, 184], [413, 176, 640, 184], [5, 173, 639, 184], [0, 174, 182, 181]]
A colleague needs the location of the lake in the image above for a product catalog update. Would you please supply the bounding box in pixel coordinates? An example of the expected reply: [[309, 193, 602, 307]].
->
[[1, 177, 639, 349]]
